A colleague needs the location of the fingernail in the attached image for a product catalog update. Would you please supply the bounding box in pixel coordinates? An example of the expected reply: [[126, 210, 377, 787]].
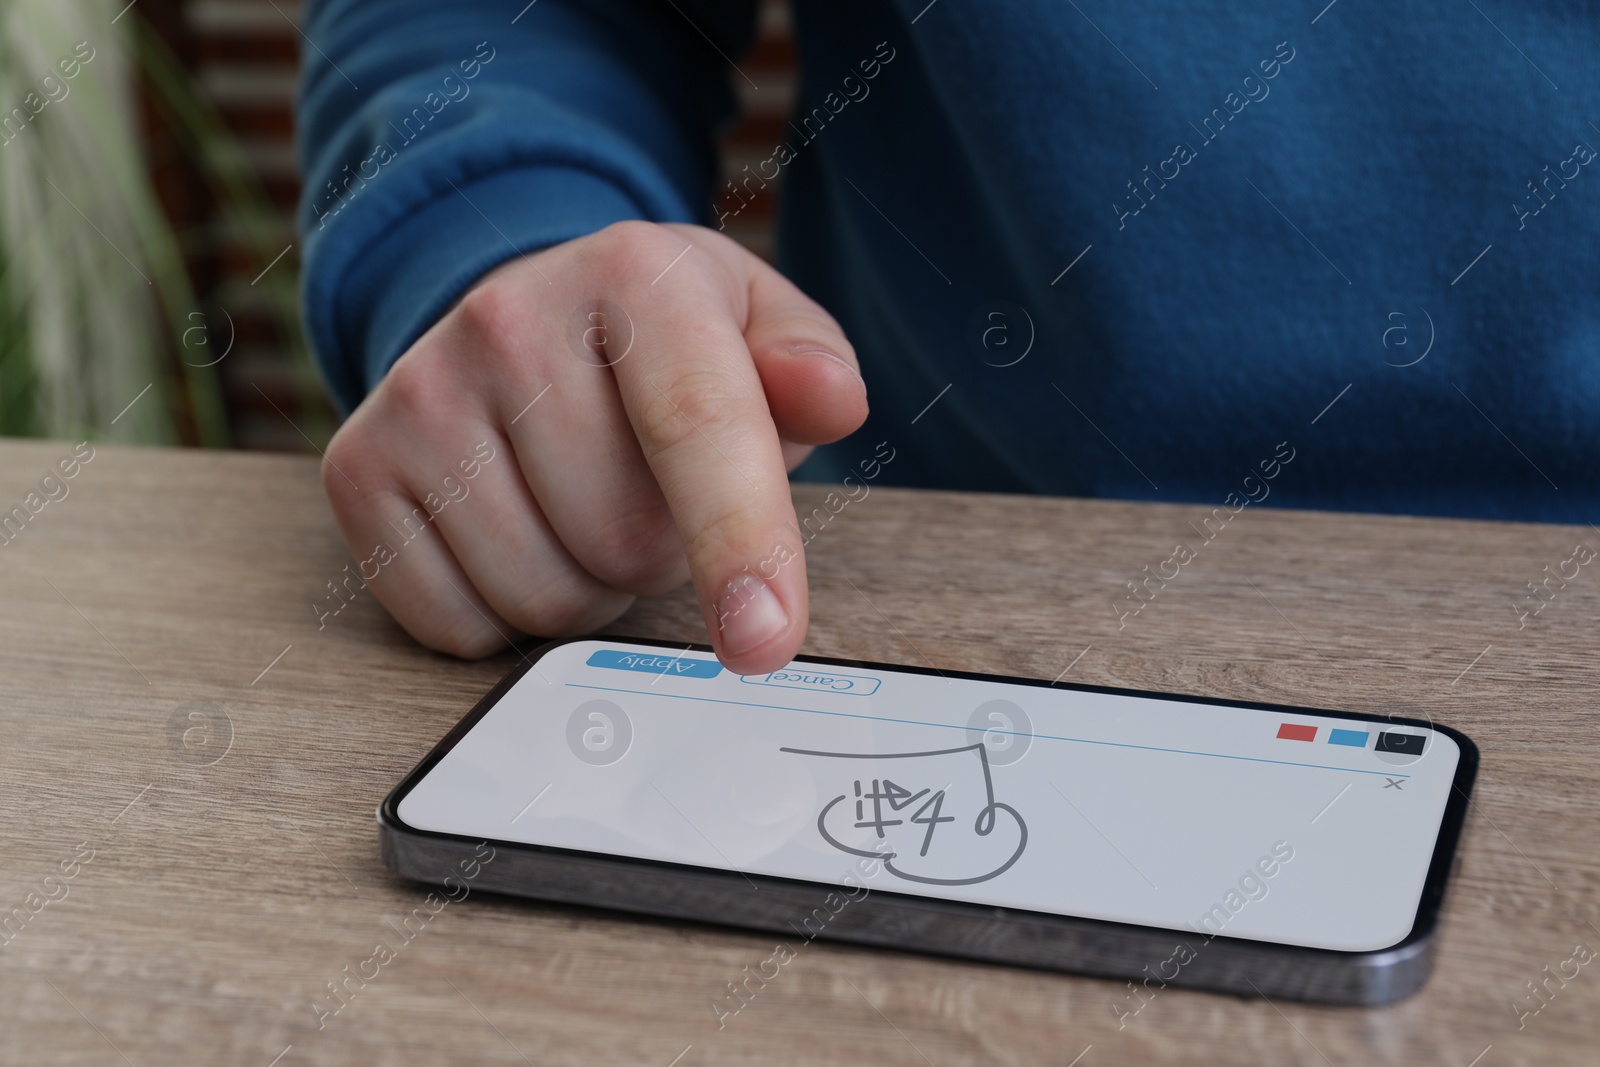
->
[[715, 573, 789, 657], [792, 347, 861, 379]]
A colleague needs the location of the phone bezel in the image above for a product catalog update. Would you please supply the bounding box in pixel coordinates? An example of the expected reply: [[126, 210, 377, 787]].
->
[[379, 634, 1479, 962]]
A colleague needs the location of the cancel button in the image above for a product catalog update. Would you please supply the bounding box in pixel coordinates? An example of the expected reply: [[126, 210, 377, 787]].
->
[[741, 669, 881, 696]]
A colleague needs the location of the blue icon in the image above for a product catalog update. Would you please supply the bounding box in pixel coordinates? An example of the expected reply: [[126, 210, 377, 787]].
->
[[586, 649, 722, 679], [1328, 728, 1370, 748]]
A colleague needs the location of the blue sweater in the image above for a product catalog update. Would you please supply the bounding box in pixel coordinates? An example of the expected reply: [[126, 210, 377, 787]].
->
[[298, 0, 1600, 523]]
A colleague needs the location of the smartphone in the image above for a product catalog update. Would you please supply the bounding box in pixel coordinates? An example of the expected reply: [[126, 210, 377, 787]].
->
[[379, 636, 1477, 1005]]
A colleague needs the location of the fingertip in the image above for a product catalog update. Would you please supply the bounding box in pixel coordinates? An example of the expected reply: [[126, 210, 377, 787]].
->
[[757, 345, 870, 445], [782, 440, 815, 472], [708, 572, 806, 673], [716, 629, 805, 676]]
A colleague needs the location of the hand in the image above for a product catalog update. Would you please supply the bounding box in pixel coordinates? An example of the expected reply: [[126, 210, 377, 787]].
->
[[321, 221, 868, 672]]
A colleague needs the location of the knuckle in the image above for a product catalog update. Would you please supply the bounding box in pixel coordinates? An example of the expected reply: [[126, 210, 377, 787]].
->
[[378, 352, 445, 424], [427, 611, 505, 659], [585, 502, 685, 591], [635, 365, 749, 461], [450, 274, 551, 384], [505, 576, 626, 637], [591, 219, 681, 276], [320, 423, 374, 504], [378, 574, 506, 659], [452, 275, 520, 344], [681, 499, 748, 563], [320, 428, 356, 499]]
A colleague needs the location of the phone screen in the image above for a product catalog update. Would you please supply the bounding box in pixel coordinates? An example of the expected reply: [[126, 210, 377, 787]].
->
[[396, 638, 1468, 953]]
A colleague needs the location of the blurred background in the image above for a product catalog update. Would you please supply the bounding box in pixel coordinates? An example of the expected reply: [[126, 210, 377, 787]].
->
[[0, 0, 793, 453]]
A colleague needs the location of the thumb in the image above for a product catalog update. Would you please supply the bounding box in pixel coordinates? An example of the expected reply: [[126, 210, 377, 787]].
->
[[741, 258, 869, 446]]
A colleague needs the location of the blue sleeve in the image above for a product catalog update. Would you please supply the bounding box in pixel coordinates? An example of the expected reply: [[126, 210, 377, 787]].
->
[[296, 0, 758, 413]]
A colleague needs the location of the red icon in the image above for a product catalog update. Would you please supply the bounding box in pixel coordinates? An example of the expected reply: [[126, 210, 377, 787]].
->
[[1276, 723, 1317, 742]]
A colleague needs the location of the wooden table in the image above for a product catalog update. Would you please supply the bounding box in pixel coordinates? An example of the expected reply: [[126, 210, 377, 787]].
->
[[1, 438, 1595, 1066]]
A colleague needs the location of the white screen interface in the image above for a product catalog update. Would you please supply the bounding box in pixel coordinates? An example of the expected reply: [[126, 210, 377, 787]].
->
[[398, 640, 1463, 952]]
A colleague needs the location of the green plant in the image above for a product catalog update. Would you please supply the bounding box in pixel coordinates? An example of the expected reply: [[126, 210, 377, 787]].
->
[[0, 0, 319, 447]]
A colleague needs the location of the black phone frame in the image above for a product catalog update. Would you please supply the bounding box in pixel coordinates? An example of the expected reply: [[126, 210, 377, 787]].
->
[[378, 635, 1479, 1006]]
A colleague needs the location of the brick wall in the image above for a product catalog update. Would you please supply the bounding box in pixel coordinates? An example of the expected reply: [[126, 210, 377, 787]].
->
[[173, 0, 795, 450]]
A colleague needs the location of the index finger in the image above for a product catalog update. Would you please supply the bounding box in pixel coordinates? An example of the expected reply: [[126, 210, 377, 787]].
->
[[603, 230, 807, 672]]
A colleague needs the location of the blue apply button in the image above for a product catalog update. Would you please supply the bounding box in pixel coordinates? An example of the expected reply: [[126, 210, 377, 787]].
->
[[741, 668, 880, 696], [586, 648, 723, 679]]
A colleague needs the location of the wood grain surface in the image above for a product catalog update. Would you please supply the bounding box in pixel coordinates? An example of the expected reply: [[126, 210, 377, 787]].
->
[[0, 438, 1595, 1066]]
